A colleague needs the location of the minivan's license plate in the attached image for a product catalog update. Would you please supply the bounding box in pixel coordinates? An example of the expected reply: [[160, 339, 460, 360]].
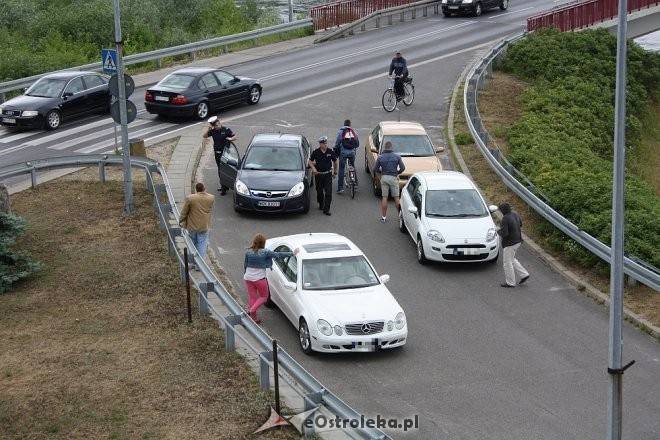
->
[[258, 201, 280, 207]]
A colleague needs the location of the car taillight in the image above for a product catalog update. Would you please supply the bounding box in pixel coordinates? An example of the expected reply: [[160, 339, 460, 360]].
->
[[145, 91, 153, 101], [171, 95, 187, 105]]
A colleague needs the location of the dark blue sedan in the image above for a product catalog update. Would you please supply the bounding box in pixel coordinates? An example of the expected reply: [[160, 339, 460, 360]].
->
[[144, 67, 262, 120]]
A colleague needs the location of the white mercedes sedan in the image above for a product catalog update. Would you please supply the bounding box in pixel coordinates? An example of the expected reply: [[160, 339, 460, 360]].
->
[[399, 171, 500, 264], [265, 233, 408, 354]]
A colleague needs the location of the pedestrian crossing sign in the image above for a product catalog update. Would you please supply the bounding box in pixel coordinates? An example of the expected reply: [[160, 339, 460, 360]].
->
[[101, 49, 118, 73]]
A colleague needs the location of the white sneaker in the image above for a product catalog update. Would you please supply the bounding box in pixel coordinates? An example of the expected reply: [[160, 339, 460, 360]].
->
[[380, 217, 386, 223]]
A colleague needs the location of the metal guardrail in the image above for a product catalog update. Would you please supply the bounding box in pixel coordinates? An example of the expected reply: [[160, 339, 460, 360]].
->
[[0, 155, 391, 440], [0, 19, 314, 102], [310, 0, 425, 31], [463, 33, 660, 292], [314, 0, 440, 42]]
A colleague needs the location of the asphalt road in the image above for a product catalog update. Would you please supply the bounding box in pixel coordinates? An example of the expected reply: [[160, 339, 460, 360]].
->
[[195, 14, 659, 440]]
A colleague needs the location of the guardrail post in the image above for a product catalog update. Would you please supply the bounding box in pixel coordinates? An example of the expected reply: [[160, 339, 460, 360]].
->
[[170, 226, 182, 257], [489, 148, 500, 160], [302, 391, 325, 436], [189, 51, 196, 61], [30, 167, 37, 189], [471, 116, 481, 132], [376, 17, 381, 28], [224, 314, 242, 352], [259, 350, 273, 390], [388, 15, 393, 25], [412, 8, 417, 19], [99, 160, 106, 184], [480, 131, 489, 145], [223, 44, 228, 54], [156, 58, 162, 69], [423, 6, 428, 17], [399, 11, 405, 22], [199, 281, 214, 316], [486, 62, 493, 79]]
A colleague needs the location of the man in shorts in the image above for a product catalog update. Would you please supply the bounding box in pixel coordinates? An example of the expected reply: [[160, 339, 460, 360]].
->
[[373, 141, 405, 223]]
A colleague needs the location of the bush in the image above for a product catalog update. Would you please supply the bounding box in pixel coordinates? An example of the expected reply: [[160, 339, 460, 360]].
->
[[0, 213, 43, 294]]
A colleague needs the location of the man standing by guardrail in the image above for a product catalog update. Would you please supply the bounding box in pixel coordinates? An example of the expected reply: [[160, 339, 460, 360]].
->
[[497, 202, 529, 288], [179, 182, 215, 270]]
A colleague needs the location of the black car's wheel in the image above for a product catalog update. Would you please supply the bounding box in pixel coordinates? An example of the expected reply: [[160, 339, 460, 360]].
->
[[442, 11, 451, 17], [364, 154, 370, 173], [474, 2, 483, 16], [299, 318, 313, 355], [195, 101, 209, 120], [247, 86, 261, 105], [302, 189, 310, 214], [500, 0, 509, 10], [44, 110, 61, 131], [416, 236, 428, 265], [398, 210, 407, 233]]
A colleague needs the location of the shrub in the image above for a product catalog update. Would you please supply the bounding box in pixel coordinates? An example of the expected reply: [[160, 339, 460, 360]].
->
[[0, 213, 43, 294]]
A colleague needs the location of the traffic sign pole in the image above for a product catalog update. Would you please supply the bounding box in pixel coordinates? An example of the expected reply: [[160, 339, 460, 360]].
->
[[113, 0, 133, 214]]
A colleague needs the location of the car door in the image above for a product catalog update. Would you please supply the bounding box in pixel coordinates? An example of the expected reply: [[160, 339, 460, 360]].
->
[[367, 125, 382, 174], [402, 176, 420, 239], [198, 72, 223, 111], [269, 247, 298, 325], [218, 142, 240, 190], [407, 178, 424, 240], [81, 74, 109, 113], [60, 77, 89, 118], [214, 70, 245, 107]]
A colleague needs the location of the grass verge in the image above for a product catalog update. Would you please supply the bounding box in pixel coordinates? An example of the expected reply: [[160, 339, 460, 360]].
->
[[1, 178, 304, 439]]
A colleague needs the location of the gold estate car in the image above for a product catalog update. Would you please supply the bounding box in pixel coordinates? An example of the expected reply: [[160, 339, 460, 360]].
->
[[364, 121, 444, 196]]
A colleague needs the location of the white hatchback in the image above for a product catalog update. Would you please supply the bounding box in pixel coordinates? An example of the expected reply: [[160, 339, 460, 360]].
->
[[265, 233, 408, 354], [398, 171, 500, 264]]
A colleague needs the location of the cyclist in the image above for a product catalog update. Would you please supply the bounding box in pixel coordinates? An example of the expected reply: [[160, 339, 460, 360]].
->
[[334, 119, 359, 194], [388, 50, 408, 100]]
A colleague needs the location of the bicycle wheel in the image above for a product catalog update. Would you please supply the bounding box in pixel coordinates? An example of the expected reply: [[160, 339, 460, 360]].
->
[[349, 181, 355, 199], [382, 89, 397, 112], [403, 83, 414, 106]]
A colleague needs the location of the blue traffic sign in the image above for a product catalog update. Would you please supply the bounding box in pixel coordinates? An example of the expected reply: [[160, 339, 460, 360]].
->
[[101, 49, 118, 73]]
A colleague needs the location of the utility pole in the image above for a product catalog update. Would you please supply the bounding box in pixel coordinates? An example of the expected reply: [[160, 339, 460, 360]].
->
[[607, 0, 635, 439], [113, 0, 134, 214]]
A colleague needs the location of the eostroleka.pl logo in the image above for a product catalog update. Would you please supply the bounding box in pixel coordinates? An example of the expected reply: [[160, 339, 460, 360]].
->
[[255, 407, 419, 434], [254, 406, 320, 434]]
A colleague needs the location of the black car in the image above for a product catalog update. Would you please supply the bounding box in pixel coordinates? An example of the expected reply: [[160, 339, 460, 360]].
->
[[0, 71, 111, 130], [144, 67, 261, 120], [442, 0, 509, 17], [218, 133, 313, 214]]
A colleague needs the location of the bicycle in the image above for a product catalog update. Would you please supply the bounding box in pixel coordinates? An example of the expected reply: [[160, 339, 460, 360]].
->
[[382, 76, 414, 112], [343, 156, 357, 199]]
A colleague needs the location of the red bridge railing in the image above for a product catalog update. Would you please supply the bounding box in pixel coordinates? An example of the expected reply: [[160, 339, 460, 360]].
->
[[310, 0, 420, 31], [527, 0, 660, 32]]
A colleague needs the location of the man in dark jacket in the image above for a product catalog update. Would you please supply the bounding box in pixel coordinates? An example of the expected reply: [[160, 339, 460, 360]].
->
[[388, 50, 408, 99], [498, 202, 529, 287], [203, 116, 236, 195]]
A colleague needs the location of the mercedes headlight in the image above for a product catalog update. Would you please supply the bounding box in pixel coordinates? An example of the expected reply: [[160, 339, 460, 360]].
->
[[287, 181, 305, 197], [394, 312, 406, 330], [317, 319, 332, 336], [235, 179, 250, 196]]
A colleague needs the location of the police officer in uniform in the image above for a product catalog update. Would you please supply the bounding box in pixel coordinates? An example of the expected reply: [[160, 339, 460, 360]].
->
[[308, 136, 338, 216], [203, 116, 236, 195]]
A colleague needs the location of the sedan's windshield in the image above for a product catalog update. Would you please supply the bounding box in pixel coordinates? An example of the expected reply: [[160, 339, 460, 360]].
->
[[302, 256, 380, 290], [242, 145, 302, 171], [425, 189, 488, 218], [26, 79, 67, 98], [382, 135, 434, 157], [158, 73, 195, 89]]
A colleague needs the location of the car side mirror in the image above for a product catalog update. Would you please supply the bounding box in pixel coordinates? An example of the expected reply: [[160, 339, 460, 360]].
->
[[371, 147, 378, 153], [63, 92, 73, 98], [379, 274, 390, 284], [408, 206, 418, 215], [488, 205, 498, 213], [283, 281, 297, 291], [435, 146, 445, 153]]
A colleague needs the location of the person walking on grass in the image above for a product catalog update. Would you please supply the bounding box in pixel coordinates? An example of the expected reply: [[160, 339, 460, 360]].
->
[[244, 233, 299, 323], [179, 182, 215, 270], [373, 141, 405, 223], [498, 202, 530, 288]]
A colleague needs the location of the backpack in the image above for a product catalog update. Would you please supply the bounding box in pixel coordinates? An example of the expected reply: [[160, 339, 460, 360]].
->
[[340, 127, 359, 150]]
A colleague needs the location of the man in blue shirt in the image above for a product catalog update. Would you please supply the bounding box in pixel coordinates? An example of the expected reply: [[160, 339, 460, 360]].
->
[[373, 141, 405, 223]]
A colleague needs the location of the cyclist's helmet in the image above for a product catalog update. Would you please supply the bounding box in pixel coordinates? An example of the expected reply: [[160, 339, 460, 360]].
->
[[318, 136, 328, 143]]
